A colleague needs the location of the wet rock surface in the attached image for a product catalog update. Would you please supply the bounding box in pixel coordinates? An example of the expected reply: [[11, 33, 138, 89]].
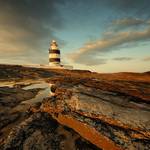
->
[[1, 112, 100, 150], [0, 64, 150, 150], [0, 85, 42, 146]]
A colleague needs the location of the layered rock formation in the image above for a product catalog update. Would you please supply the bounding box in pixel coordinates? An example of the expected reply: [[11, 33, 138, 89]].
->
[[0, 64, 150, 150]]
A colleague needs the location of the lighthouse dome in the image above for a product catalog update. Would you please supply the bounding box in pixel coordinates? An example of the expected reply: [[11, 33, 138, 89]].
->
[[52, 40, 56, 43]]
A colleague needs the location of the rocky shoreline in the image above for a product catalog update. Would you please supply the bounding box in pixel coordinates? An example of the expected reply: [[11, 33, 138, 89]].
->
[[0, 64, 150, 150]]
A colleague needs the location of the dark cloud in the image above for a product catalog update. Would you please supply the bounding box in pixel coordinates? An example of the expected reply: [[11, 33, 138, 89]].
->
[[108, 0, 150, 16], [81, 0, 150, 14], [113, 57, 133, 61], [0, 0, 65, 63], [0, 0, 64, 30]]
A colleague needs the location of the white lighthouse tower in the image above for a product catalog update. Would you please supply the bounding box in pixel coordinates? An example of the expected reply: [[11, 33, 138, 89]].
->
[[49, 40, 61, 67]]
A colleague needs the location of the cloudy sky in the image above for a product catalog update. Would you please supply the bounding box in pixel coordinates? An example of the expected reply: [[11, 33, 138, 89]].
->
[[0, 0, 150, 72]]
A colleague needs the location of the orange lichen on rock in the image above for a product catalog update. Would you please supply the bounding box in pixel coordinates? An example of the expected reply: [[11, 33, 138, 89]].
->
[[54, 114, 123, 150], [131, 132, 150, 140]]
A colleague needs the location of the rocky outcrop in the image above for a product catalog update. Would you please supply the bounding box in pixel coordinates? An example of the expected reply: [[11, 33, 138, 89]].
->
[[0, 64, 150, 150], [40, 76, 150, 150], [2, 112, 100, 150]]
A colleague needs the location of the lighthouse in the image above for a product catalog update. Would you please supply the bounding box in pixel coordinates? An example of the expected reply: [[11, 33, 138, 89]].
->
[[48, 40, 73, 69], [49, 40, 61, 67]]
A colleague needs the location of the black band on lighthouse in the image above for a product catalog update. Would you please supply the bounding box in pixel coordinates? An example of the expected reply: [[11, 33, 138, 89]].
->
[[49, 49, 60, 54], [49, 58, 60, 62]]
